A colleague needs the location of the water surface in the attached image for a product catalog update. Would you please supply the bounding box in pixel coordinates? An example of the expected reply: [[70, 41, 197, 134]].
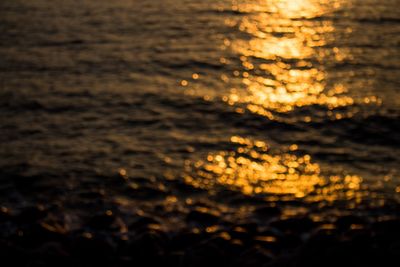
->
[[1, 0, 399, 231]]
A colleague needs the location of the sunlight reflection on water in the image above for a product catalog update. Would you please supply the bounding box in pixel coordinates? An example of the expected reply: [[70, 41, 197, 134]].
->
[[184, 136, 364, 202], [181, 0, 386, 202], [220, 0, 380, 121]]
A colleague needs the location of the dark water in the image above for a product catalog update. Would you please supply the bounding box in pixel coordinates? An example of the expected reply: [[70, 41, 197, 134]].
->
[[1, 0, 400, 261]]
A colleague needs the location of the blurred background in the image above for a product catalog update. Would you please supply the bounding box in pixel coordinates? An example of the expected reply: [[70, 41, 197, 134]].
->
[[0, 0, 399, 266]]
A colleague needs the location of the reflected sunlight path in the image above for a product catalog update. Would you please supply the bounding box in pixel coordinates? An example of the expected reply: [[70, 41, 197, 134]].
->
[[184, 136, 363, 202], [221, 0, 379, 121], [181, 0, 382, 203]]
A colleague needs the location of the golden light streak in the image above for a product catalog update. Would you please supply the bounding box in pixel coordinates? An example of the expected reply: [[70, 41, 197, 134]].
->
[[184, 136, 363, 201], [223, 0, 379, 121]]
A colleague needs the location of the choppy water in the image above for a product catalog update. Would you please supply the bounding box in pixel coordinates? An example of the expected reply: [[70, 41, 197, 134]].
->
[[1, 0, 399, 230]]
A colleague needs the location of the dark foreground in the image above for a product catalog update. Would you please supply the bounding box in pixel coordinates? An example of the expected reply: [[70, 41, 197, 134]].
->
[[1, 200, 400, 267]]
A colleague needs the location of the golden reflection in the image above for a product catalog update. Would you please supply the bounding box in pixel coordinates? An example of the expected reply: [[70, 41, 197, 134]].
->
[[180, 80, 188, 86], [223, 0, 379, 121], [184, 136, 363, 202], [231, 0, 343, 18]]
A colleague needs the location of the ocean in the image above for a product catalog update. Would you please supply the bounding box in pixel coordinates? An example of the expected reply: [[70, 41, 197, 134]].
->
[[0, 0, 399, 265]]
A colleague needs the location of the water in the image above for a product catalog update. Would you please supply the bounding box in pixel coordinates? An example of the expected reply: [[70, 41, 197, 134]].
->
[[1, 0, 399, 235]]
